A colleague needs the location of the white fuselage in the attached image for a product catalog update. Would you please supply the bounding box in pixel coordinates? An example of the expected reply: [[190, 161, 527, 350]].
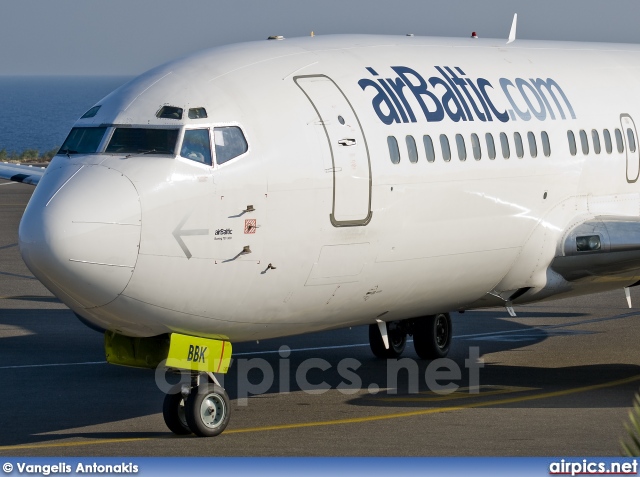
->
[[18, 35, 640, 341]]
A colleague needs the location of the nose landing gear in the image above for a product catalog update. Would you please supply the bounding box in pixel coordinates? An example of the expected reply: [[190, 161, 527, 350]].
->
[[163, 373, 231, 437], [104, 331, 233, 438]]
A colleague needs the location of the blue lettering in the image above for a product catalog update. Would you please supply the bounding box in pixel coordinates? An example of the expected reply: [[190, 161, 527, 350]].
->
[[500, 78, 531, 121], [451, 67, 486, 121], [436, 67, 472, 121], [378, 79, 410, 123], [531, 78, 576, 120], [358, 78, 401, 125], [429, 76, 465, 122], [465, 79, 492, 121], [391, 66, 444, 122], [474, 78, 509, 122], [516, 78, 546, 120], [359, 66, 573, 125], [386, 77, 417, 122]]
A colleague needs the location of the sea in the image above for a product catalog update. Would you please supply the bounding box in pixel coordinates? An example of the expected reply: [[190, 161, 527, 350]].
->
[[0, 76, 132, 155]]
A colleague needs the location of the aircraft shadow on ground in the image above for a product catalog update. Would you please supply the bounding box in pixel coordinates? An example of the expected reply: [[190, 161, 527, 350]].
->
[[0, 308, 637, 446]]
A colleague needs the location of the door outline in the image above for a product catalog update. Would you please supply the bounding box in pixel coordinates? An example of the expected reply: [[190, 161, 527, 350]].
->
[[621, 113, 640, 183], [294, 74, 373, 227]]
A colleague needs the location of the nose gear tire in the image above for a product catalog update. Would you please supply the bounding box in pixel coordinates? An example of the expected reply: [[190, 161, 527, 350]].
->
[[185, 383, 230, 437], [162, 384, 192, 435]]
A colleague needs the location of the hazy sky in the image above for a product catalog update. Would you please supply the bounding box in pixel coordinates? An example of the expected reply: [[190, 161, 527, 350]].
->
[[1, 0, 640, 76]]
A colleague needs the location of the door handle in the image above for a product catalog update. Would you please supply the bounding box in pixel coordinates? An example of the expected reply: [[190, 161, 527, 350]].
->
[[338, 138, 357, 146]]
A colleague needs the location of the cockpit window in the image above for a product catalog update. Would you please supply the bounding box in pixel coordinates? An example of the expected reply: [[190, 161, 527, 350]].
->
[[156, 106, 183, 120], [180, 129, 212, 165], [188, 107, 207, 119], [58, 127, 107, 155], [81, 106, 101, 119], [214, 126, 248, 164], [105, 128, 179, 154]]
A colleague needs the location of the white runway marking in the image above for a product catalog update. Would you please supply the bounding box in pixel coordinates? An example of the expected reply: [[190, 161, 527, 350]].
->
[[0, 182, 17, 186], [0, 361, 106, 370]]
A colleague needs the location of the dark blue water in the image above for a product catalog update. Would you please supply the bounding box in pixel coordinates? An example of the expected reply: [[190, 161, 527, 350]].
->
[[0, 76, 131, 154]]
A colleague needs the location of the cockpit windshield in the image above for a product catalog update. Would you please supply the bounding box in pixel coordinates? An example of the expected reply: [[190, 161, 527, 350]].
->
[[105, 128, 179, 155], [58, 127, 107, 155]]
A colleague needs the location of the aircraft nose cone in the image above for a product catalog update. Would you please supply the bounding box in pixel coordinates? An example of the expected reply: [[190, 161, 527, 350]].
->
[[19, 164, 141, 309]]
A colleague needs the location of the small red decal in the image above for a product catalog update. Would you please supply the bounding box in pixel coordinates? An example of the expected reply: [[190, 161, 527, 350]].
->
[[244, 219, 257, 234]]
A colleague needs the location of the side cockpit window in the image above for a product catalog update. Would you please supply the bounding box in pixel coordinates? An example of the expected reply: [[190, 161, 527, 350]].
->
[[59, 127, 107, 154], [181, 129, 212, 165], [214, 126, 248, 165]]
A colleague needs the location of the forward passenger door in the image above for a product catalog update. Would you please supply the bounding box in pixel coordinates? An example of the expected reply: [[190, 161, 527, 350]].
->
[[295, 75, 372, 227]]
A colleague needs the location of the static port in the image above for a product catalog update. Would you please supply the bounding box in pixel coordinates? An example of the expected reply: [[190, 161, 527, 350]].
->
[[576, 235, 601, 252]]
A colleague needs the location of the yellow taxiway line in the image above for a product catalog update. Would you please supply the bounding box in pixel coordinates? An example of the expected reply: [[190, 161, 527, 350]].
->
[[0, 373, 638, 451]]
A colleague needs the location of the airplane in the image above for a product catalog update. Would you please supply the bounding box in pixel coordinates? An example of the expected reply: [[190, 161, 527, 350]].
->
[[3, 18, 640, 437]]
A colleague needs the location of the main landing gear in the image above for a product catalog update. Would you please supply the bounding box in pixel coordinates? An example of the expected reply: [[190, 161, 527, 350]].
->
[[369, 313, 452, 360], [163, 373, 230, 437]]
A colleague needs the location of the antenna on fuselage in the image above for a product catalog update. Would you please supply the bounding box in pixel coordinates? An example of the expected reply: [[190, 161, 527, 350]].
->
[[507, 13, 517, 44]]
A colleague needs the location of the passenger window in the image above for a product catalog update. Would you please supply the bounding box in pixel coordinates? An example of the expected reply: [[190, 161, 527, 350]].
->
[[514, 132, 524, 158], [180, 129, 212, 165], [471, 133, 481, 160], [406, 135, 418, 163], [592, 129, 601, 154], [541, 131, 551, 157], [603, 129, 613, 154], [500, 132, 510, 159], [387, 136, 400, 164], [567, 130, 577, 156], [157, 106, 183, 120], [214, 126, 249, 164], [527, 132, 537, 158], [579, 130, 589, 155], [627, 128, 637, 153], [485, 133, 496, 159], [615, 128, 624, 153], [440, 134, 451, 162], [455, 134, 467, 161], [423, 135, 435, 162]]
